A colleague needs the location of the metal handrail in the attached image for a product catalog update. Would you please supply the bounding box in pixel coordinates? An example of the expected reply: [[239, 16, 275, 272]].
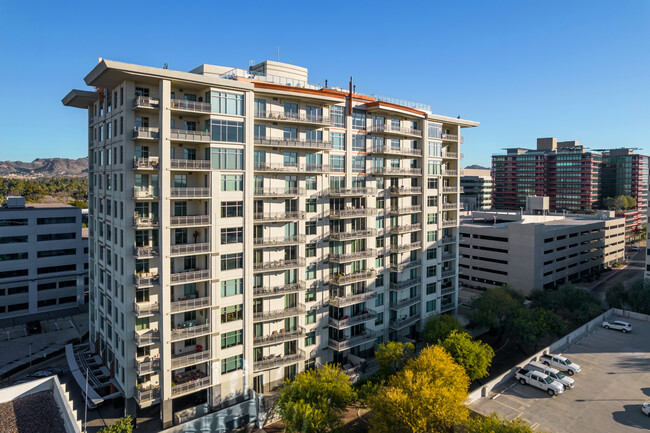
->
[[329, 290, 377, 308], [133, 96, 160, 108], [253, 258, 306, 271], [253, 282, 306, 297], [170, 98, 211, 112], [253, 305, 306, 321], [171, 376, 211, 396], [254, 187, 304, 196], [170, 242, 211, 256], [255, 111, 331, 125], [253, 211, 305, 221], [170, 187, 211, 198], [369, 145, 422, 155], [389, 223, 422, 234], [329, 228, 377, 241], [133, 273, 160, 288], [389, 277, 421, 290], [135, 358, 160, 374], [368, 124, 422, 137], [442, 133, 458, 141], [133, 301, 159, 317], [390, 296, 420, 311], [170, 269, 210, 283], [389, 205, 422, 214], [369, 167, 422, 175], [134, 330, 159, 345], [389, 242, 422, 253], [133, 157, 159, 169], [170, 159, 211, 170], [171, 323, 211, 341], [133, 217, 159, 228], [135, 386, 160, 403], [328, 187, 377, 196], [170, 296, 211, 313], [329, 249, 377, 263], [389, 315, 420, 329], [254, 327, 305, 346], [255, 137, 332, 150], [133, 127, 160, 139], [253, 350, 306, 371], [328, 330, 377, 351], [171, 350, 211, 369], [133, 246, 159, 257], [170, 129, 211, 142], [253, 235, 306, 246], [170, 215, 210, 226], [330, 269, 376, 285], [329, 310, 377, 328], [132, 187, 157, 198], [389, 186, 423, 195], [329, 208, 377, 218]]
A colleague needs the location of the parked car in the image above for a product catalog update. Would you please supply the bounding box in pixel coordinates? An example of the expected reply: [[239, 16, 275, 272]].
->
[[602, 320, 632, 333], [514, 368, 564, 396], [630, 245, 640, 252], [527, 361, 575, 390], [27, 367, 62, 378], [539, 354, 581, 375], [643, 402, 650, 416]]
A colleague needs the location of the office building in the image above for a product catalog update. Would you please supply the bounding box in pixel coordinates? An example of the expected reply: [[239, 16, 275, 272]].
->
[[460, 168, 492, 210], [459, 196, 625, 295], [63, 59, 478, 428], [0, 197, 87, 319]]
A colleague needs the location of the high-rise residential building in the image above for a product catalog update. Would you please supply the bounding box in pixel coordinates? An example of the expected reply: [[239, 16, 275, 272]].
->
[[491, 138, 647, 240], [460, 168, 492, 210], [0, 197, 87, 319], [63, 59, 477, 428], [459, 197, 625, 295]]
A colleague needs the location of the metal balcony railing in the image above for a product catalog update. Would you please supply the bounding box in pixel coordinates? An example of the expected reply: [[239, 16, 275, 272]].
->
[[442, 252, 456, 261], [253, 350, 306, 372], [390, 295, 420, 311], [442, 133, 458, 141], [135, 386, 160, 404], [389, 205, 422, 215], [328, 330, 377, 351], [329, 269, 376, 285], [329, 290, 377, 308], [253, 258, 306, 272], [329, 249, 377, 263], [170, 187, 211, 198], [441, 301, 456, 312], [170, 129, 211, 142], [133, 273, 160, 288], [441, 269, 455, 279], [133, 301, 159, 317], [368, 124, 422, 137], [329, 208, 377, 218], [329, 310, 377, 328], [442, 186, 459, 193], [171, 376, 211, 397], [329, 228, 377, 241], [133, 96, 160, 109], [441, 286, 456, 295], [444, 170, 459, 176], [389, 223, 421, 234], [170, 98, 211, 113], [132, 187, 157, 199], [133, 127, 160, 139], [253, 281, 306, 297], [389, 260, 421, 272], [170, 215, 210, 227], [389, 242, 422, 253], [170, 159, 211, 170], [133, 217, 159, 228], [254, 327, 305, 347], [254, 235, 306, 247], [441, 236, 457, 245], [253, 305, 306, 322], [255, 110, 331, 125], [441, 220, 457, 228], [369, 145, 422, 156], [389, 277, 421, 291], [133, 246, 159, 258], [442, 151, 458, 159], [327, 187, 377, 196], [255, 137, 332, 150], [254, 187, 304, 197], [389, 186, 423, 195], [171, 350, 211, 369], [442, 203, 458, 210], [253, 211, 306, 221], [170, 242, 211, 256], [133, 157, 159, 169], [170, 296, 211, 313], [368, 167, 422, 176], [170, 323, 211, 342], [135, 358, 160, 375], [170, 269, 210, 284], [134, 330, 159, 346], [389, 315, 420, 330]]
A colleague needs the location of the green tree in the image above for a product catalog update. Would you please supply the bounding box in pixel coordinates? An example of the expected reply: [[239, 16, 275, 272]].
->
[[375, 341, 415, 377], [277, 364, 357, 433], [532, 285, 602, 327], [625, 195, 637, 209], [466, 413, 540, 433], [469, 286, 524, 337], [441, 330, 494, 381], [506, 307, 567, 352], [605, 283, 626, 309], [98, 416, 133, 433], [626, 279, 650, 314], [603, 196, 616, 210], [422, 313, 466, 345], [368, 346, 469, 433]]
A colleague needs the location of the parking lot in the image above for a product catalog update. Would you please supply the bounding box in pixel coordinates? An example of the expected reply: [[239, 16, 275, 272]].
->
[[471, 315, 650, 433]]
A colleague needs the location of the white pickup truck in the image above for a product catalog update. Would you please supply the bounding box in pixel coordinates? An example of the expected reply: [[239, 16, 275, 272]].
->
[[539, 354, 581, 375], [527, 361, 575, 390], [514, 368, 565, 396]]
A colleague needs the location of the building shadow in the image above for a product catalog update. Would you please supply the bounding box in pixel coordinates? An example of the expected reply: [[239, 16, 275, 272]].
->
[[611, 404, 650, 430]]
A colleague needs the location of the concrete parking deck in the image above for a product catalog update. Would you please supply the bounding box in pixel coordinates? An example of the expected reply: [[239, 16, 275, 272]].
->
[[470, 314, 650, 433]]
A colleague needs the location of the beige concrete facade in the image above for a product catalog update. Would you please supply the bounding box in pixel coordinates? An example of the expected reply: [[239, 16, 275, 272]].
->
[[459, 210, 625, 295], [63, 59, 478, 428], [460, 168, 492, 210]]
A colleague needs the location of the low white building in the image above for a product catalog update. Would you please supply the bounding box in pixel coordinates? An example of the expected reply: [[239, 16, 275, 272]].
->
[[0, 197, 87, 319]]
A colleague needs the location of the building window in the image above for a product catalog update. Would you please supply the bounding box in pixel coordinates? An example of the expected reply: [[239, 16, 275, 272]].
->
[[375, 312, 384, 325], [427, 247, 437, 260], [221, 175, 243, 191], [305, 310, 316, 324], [221, 330, 243, 348], [305, 332, 316, 346], [306, 221, 316, 235], [221, 304, 243, 323], [352, 156, 366, 173], [330, 155, 345, 172], [352, 134, 366, 151], [376, 274, 384, 287], [426, 300, 436, 312], [211, 91, 244, 115], [211, 120, 244, 143], [427, 266, 436, 278], [221, 201, 243, 217], [375, 293, 384, 306], [221, 253, 243, 270], [221, 227, 243, 244], [376, 257, 384, 268], [221, 278, 243, 297], [427, 231, 437, 242], [306, 243, 316, 257], [254, 124, 266, 138], [331, 132, 345, 150], [221, 354, 243, 374], [306, 265, 316, 280], [352, 109, 366, 130], [426, 283, 436, 295], [306, 199, 316, 213], [306, 176, 317, 190], [376, 237, 384, 248], [331, 106, 345, 128], [212, 148, 243, 170]]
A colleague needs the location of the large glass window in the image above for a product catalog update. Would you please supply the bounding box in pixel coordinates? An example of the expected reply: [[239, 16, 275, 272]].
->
[[306, 129, 323, 142], [221, 354, 243, 373], [211, 91, 244, 115], [331, 132, 345, 150], [428, 123, 442, 139], [221, 278, 243, 297], [352, 156, 366, 173], [221, 253, 243, 270], [352, 109, 366, 130], [221, 305, 243, 323], [331, 105, 345, 128], [212, 148, 243, 170], [221, 175, 243, 191], [352, 134, 366, 151], [330, 155, 345, 172], [211, 120, 244, 143]]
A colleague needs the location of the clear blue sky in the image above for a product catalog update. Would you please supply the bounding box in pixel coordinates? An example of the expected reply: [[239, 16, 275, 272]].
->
[[1, 0, 648, 167]]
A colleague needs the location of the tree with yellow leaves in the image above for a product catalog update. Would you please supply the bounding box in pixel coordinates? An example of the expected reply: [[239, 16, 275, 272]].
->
[[367, 345, 470, 433]]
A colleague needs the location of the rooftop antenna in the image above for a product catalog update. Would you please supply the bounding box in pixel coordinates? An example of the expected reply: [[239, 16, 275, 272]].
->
[[277, 45, 280, 62], [163, 62, 168, 69]]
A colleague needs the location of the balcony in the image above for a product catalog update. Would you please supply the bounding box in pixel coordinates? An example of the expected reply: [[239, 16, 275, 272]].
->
[[255, 110, 331, 126], [388, 205, 422, 215], [388, 186, 422, 195], [254, 162, 303, 173], [133, 273, 160, 288], [442, 133, 460, 141], [254, 235, 306, 247], [328, 330, 377, 352], [133, 301, 159, 318], [329, 290, 377, 308], [133, 96, 160, 109], [368, 124, 422, 137], [441, 269, 455, 279], [254, 187, 305, 197], [132, 187, 158, 199], [254, 349, 306, 372], [442, 203, 458, 210], [135, 386, 160, 406], [253, 211, 306, 222], [171, 376, 211, 397], [170, 215, 210, 227], [133, 127, 159, 140], [330, 269, 376, 286], [390, 277, 421, 291], [329, 228, 377, 241], [171, 350, 211, 369], [368, 167, 422, 176], [441, 301, 456, 312], [389, 315, 420, 330], [441, 251, 456, 261], [329, 208, 377, 219], [170, 98, 211, 113], [135, 358, 160, 375], [170, 269, 210, 284], [170, 187, 211, 198], [170, 159, 211, 170], [253, 304, 306, 322], [443, 170, 458, 176], [171, 323, 211, 342], [441, 235, 457, 245], [390, 296, 420, 311], [441, 285, 456, 296], [328, 187, 377, 197], [389, 223, 421, 234], [329, 249, 377, 263], [134, 331, 159, 347], [390, 259, 421, 272], [170, 129, 211, 142], [132, 246, 159, 259], [133, 157, 159, 169], [253, 281, 306, 298], [442, 151, 458, 159], [170, 242, 211, 256], [170, 296, 211, 314], [253, 258, 306, 273], [368, 145, 422, 156], [389, 242, 422, 253], [255, 137, 332, 150], [441, 220, 457, 228], [329, 310, 377, 329], [442, 186, 459, 193], [133, 217, 159, 229], [254, 327, 305, 347]]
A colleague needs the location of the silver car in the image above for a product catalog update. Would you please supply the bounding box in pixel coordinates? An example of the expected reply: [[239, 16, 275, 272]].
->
[[602, 320, 632, 333]]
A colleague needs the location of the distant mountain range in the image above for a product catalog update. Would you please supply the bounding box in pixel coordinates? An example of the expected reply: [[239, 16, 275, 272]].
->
[[0, 158, 88, 177], [464, 164, 489, 170]]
